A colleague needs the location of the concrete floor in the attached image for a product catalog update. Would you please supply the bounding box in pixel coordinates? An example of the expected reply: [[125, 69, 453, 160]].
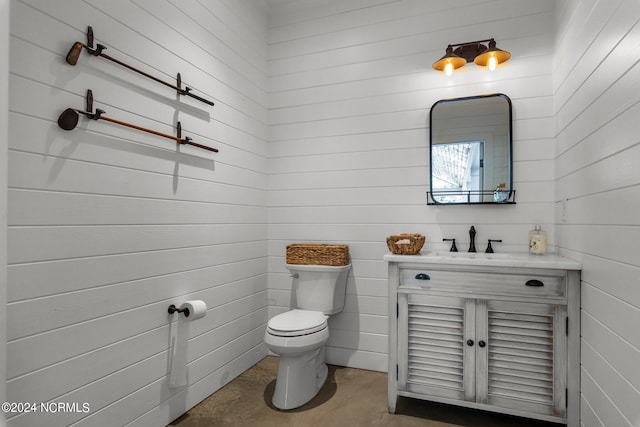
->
[[169, 356, 563, 427]]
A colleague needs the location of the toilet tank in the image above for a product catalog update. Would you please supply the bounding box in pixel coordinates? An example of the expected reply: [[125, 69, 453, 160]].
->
[[286, 264, 351, 315]]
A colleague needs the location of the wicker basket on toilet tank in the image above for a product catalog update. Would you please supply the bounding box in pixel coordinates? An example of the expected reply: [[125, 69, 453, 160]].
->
[[286, 243, 350, 266], [386, 233, 425, 255]]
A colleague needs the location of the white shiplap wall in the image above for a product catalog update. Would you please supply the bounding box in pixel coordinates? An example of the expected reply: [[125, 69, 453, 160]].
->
[[554, 1, 640, 426], [267, 0, 557, 372], [1, 0, 9, 412], [8, 3, 638, 427], [7, 1, 269, 426]]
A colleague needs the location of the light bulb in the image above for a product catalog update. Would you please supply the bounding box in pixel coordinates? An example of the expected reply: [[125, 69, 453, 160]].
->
[[488, 55, 497, 71], [444, 62, 454, 76]]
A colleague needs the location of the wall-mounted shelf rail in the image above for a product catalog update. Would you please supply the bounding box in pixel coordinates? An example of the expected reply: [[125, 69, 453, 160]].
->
[[57, 90, 218, 153], [66, 26, 215, 107], [427, 190, 516, 205]]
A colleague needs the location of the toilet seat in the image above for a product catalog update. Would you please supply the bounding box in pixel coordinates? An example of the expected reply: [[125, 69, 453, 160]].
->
[[267, 309, 328, 337]]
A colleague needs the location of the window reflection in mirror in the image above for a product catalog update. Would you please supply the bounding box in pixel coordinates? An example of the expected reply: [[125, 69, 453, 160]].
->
[[431, 141, 484, 203], [429, 94, 513, 205]]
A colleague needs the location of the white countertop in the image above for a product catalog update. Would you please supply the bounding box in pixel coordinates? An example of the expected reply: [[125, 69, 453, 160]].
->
[[384, 251, 582, 270]]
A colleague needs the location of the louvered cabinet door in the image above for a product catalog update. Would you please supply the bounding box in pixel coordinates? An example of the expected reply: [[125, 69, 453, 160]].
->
[[398, 293, 475, 401], [477, 300, 567, 418]]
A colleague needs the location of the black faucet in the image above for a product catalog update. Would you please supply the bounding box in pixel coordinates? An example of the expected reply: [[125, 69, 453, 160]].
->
[[485, 239, 502, 253], [468, 226, 476, 252], [443, 238, 458, 252]]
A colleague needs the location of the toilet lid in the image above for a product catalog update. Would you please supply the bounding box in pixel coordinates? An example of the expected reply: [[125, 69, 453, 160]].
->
[[267, 309, 328, 337]]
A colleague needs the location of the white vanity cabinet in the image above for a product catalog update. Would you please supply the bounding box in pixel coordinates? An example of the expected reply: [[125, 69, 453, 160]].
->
[[385, 254, 581, 426]]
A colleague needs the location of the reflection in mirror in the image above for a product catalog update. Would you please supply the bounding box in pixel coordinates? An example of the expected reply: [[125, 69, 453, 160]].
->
[[432, 141, 484, 203], [428, 93, 514, 205]]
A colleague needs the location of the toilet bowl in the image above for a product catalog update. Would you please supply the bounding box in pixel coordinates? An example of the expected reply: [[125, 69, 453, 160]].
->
[[264, 263, 351, 410], [265, 309, 329, 410]]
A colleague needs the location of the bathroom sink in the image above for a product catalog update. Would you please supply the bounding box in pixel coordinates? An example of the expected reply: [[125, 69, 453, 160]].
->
[[427, 251, 511, 259]]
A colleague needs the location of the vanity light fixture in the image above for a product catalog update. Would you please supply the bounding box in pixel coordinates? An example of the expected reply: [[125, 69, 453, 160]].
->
[[433, 38, 510, 75], [432, 45, 466, 76]]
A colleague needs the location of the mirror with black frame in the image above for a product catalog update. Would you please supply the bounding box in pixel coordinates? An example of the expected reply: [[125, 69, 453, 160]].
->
[[428, 93, 514, 205]]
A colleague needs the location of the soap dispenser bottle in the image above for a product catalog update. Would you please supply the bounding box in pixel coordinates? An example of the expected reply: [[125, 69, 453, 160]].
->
[[529, 224, 547, 255]]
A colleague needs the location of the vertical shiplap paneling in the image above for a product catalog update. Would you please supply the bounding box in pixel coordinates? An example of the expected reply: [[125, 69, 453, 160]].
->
[[554, 0, 640, 426], [267, 0, 556, 372], [7, 0, 269, 426]]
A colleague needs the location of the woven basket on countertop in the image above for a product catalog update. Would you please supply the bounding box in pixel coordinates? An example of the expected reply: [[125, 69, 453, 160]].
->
[[286, 243, 350, 266], [386, 233, 425, 255]]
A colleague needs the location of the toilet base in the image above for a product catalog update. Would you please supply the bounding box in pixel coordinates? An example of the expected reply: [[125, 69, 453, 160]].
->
[[272, 345, 327, 410]]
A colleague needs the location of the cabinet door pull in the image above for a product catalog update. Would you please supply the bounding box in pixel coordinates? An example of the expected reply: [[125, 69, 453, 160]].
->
[[415, 273, 431, 280], [525, 279, 544, 287], [466, 339, 474, 346], [478, 340, 486, 348]]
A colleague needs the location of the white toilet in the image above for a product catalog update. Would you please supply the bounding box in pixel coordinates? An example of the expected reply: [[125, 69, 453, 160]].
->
[[265, 263, 351, 410]]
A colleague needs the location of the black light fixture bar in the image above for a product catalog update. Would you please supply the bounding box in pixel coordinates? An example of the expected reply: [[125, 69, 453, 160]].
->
[[66, 26, 215, 107], [448, 38, 493, 61]]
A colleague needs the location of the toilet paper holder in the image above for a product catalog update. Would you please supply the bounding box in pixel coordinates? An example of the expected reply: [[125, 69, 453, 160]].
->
[[167, 304, 190, 317]]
